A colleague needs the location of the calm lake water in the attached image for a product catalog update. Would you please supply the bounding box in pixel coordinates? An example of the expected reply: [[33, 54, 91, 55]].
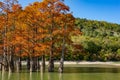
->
[[1, 64, 120, 80]]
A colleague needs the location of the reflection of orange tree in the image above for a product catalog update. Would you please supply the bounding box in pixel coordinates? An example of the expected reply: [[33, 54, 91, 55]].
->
[[0, 0, 81, 72]]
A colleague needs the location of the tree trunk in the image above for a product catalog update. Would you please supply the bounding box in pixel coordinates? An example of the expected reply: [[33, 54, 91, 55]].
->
[[30, 57, 37, 72], [16, 56, 22, 72], [48, 43, 54, 72], [9, 59, 14, 72], [48, 56, 54, 72], [19, 57, 22, 70], [9, 53, 15, 72], [16, 60, 19, 72], [58, 45, 65, 73], [59, 57, 64, 73], [58, 32, 66, 73], [2, 53, 8, 71], [41, 55, 45, 72], [36, 57, 40, 72], [0, 64, 1, 71], [33, 57, 37, 72], [30, 58, 33, 72], [8, 46, 15, 72], [27, 57, 30, 70]]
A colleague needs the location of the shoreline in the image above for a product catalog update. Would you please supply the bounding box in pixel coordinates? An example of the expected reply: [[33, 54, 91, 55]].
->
[[21, 61, 120, 66]]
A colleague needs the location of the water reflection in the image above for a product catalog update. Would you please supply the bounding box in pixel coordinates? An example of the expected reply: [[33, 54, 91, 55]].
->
[[46, 72, 63, 80], [8, 72, 11, 80], [2, 71, 5, 80], [16, 72, 20, 80], [41, 71, 43, 80], [64, 67, 120, 73], [1, 66, 120, 80], [30, 72, 32, 80], [59, 73, 63, 80]]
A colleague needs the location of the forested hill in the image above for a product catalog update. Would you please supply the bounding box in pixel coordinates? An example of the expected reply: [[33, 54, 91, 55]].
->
[[75, 18, 120, 37], [71, 18, 120, 61]]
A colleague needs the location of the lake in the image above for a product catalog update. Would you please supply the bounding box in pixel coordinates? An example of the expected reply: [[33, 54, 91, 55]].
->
[[1, 64, 120, 80]]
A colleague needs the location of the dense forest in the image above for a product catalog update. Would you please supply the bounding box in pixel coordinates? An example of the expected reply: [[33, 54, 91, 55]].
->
[[70, 18, 120, 61]]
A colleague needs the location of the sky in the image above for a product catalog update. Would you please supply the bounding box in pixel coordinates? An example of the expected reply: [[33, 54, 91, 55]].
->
[[19, 0, 120, 24]]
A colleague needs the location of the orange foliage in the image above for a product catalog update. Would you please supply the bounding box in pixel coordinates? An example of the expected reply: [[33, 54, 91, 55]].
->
[[0, 0, 81, 58]]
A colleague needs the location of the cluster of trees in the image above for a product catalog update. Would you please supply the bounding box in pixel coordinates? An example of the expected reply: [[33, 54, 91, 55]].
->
[[0, 0, 80, 73], [72, 18, 120, 61]]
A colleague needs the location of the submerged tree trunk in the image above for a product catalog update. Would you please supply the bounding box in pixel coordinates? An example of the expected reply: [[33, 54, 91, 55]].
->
[[33, 57, 37, 71], [36, 57, 40, 72], [3, 25, 8, 72], [59, 56, 64, 73], [2, 52, 8, 72], [48, 43, 54, 72], [30, 57, 37, 72], [48, 44, 54, 72], [27, 57, 30, 70], [8, 50, 15, 72], [16, 57, 21, 72], [41, 55, 45, 72], [30, 57, 33, 72], [19, 57, 22, 70], [9, 58, 14, 72], [48, 57, 54, 72], [58, 38, 65, 73]]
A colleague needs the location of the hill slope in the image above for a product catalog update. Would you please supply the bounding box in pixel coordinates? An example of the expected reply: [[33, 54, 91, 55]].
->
[[71, 18, 120, 61]]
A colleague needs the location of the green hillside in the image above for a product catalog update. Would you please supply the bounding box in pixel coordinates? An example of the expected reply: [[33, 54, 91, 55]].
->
[[71, 18, 120, 61]]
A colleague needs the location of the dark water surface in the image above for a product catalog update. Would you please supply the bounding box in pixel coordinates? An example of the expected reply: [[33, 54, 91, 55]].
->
[[1, 64, 120, 80]]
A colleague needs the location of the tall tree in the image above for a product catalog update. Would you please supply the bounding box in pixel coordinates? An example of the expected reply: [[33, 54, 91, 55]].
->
[[0, 0, 19, 72]]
